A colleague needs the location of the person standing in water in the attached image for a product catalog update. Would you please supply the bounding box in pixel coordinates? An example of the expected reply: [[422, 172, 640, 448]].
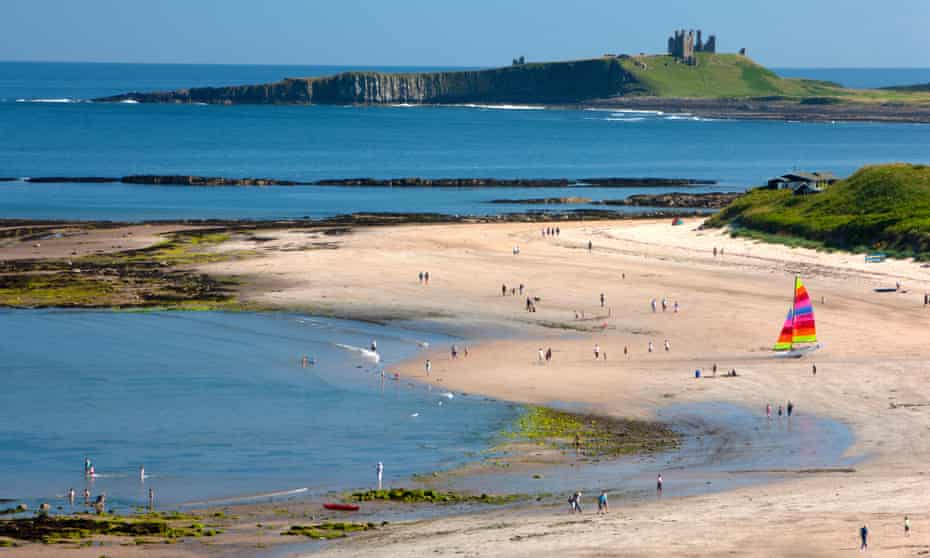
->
[[787, 401, 794, 417], [84, 457, 92, 477], [139, 464, 145, 481], [376, 462, 384, 490], [148, 488, 155, 511], [657, 473, 663, 494], [766, 403, 772, 419], [82, 488, 90, 506], [425, 360, 431, 376], [371, 340, 378, 352], [68, 488, 75, 506]]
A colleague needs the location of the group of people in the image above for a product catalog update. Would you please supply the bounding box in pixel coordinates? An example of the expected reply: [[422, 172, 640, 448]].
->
[[765, 401, 795, 418], [538, 347, 554, 363], [650, 297, 679, 313], [501, 283, 525, 296], [569, 475, 663, 514], [417, 271, 431, 284], [450, 344, 467, 359], [542, 226, 561, 237]]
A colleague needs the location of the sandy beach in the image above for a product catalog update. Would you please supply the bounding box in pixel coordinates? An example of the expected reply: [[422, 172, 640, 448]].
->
[[212, 217, 930, 557], [5, 217, 930, 556]]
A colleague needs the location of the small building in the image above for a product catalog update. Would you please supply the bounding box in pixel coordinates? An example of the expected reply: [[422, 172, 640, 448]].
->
[[765, 171, 838, 194]]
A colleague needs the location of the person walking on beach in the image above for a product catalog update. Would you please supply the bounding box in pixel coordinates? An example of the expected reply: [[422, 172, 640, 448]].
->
[[425, 359, 431, 376], [538, 348, 545, 363], [376, 461, 384, 490], [597, 490, 609, 514], [766, 403, 772, 419], [860, 525, 868, 550], [648, 341, 654, 353], [712, 363, 718, 376], [812, 363, 817, 376], [661, 298, 668, 312], [569, 491, 583, 513], [787, 401, 794, 417], [545, 347, 552, 362], [656, 473, 663, 493], [664, 339, 670, 352], [419, 272, 424, 284], [588, 241, 593, 251], [519, 284, 524, 295], [777, 405, 783, 417], [594, 344, 600, 360], [502, 283, 507, 296], [600, 293, 605, 307], [451, 345, 457, 359], [905, 516, 911, 537], [424, 272, 430, 284], [651, 299, 657, 313], [674, 301, 680, 313]]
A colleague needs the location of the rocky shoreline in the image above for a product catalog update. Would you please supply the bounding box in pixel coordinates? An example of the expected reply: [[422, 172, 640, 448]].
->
[[490, 192, 740, 209], [9, 175, 717, 188]]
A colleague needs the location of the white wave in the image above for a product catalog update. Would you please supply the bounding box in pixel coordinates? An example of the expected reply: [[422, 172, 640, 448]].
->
[[15, 98, 79, 104], [119, 99, 139, 104], [610, 108, 665, 116], [605, 117, 646, 122], [458, 103, 546, 111], [410, 412, 420, 418], [391, 103, 418, 108], [440, 392, 454, 400], [335, 343, 381, 363], [417, 341, 430, 348]]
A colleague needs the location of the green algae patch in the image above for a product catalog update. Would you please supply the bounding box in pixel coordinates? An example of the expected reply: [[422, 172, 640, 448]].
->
[[0, 517, 169, 544], [0, 515, 222, 544], [283, 522, 375, 540], [348, 488, 522, 505], [511, 406, 679, 458]]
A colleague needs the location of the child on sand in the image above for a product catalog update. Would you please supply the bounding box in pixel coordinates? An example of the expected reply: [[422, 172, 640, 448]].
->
[[905, 516, 911, 536], [597, 491, 609, 514], [594, 344, 600, 360]]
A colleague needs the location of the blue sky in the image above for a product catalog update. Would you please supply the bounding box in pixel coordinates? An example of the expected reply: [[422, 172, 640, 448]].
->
[[3, 0, 929, 67]]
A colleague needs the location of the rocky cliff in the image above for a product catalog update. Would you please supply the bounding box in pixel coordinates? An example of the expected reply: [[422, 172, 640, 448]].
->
[[96, 59, 646, 105]]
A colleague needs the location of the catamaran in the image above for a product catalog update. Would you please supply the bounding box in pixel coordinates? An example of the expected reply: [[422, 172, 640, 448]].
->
[[774, 275, 821, 357]]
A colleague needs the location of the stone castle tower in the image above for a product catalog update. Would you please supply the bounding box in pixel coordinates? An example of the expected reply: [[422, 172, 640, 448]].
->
[[667, 29, 716, 64]]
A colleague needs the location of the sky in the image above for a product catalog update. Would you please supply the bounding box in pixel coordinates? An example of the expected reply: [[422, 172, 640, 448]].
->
[[3, 0, 929, 68]]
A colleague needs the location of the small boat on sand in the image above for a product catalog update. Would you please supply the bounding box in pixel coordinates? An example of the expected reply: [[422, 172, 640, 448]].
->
[[773, 275, 821, 358], [323, 503, 360, 512]]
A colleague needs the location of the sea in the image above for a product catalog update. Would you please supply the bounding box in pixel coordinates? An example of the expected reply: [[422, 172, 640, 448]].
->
[[0, 310, 520, 509], [1, 62, 930, 221], [0, 63, 920, 509]]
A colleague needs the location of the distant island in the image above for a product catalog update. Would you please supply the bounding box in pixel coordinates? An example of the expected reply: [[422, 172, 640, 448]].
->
[[96, 29, 930, 123]]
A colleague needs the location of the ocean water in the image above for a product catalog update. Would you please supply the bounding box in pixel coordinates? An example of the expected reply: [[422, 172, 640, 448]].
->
[[1, 63, 930, 221], [0, 310, 520, 509]]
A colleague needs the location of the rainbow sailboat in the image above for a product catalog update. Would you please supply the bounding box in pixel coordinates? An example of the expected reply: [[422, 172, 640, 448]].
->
[[774, 275, 820, 356]]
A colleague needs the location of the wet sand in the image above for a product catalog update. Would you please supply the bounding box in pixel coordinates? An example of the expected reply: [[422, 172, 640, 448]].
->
[[6, 217, 930, 556]]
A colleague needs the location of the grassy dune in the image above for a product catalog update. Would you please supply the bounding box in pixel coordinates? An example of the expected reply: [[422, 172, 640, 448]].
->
[[708, 164, 930, 257]]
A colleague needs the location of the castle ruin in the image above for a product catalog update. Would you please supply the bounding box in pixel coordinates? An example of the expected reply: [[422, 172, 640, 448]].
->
[[667, 29, 716, 64]]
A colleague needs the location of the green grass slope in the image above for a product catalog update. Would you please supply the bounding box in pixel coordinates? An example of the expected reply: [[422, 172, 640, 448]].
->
[[616, 53, 841, 98], [708, 164, 930, 257]]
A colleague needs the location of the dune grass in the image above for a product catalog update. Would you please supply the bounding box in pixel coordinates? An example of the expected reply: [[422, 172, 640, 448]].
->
[[708, 163, 930, 258]]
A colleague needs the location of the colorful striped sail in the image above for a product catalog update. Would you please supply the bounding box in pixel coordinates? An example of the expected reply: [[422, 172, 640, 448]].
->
[[774, 276, 817, 350]]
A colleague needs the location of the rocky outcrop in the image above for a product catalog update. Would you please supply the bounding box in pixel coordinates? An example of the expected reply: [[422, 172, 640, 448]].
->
[[95, 59, 645, 105], [14, 175, 719, 188], [594, 192, 740, 209]]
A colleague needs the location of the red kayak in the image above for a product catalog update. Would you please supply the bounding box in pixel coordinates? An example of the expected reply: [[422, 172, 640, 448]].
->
[[323, 503, 360, 512]]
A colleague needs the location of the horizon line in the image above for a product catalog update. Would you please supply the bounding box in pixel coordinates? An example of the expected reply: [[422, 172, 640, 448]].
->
[[2, 58, 930, 71]]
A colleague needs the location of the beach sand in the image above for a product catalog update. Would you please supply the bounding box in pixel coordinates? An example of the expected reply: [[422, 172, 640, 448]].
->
[[6, 217, 930, 556]]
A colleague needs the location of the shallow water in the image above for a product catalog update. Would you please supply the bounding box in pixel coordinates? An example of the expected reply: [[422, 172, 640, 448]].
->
[[445, 401, 857, 500], [0, 310, 520, 511]]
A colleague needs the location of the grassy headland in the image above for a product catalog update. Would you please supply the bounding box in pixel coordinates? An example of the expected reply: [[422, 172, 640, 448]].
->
[[708, 163, 930, 258]]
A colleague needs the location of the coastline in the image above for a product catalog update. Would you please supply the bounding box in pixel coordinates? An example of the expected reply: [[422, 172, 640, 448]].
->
[[5, 217, 930, 556]]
